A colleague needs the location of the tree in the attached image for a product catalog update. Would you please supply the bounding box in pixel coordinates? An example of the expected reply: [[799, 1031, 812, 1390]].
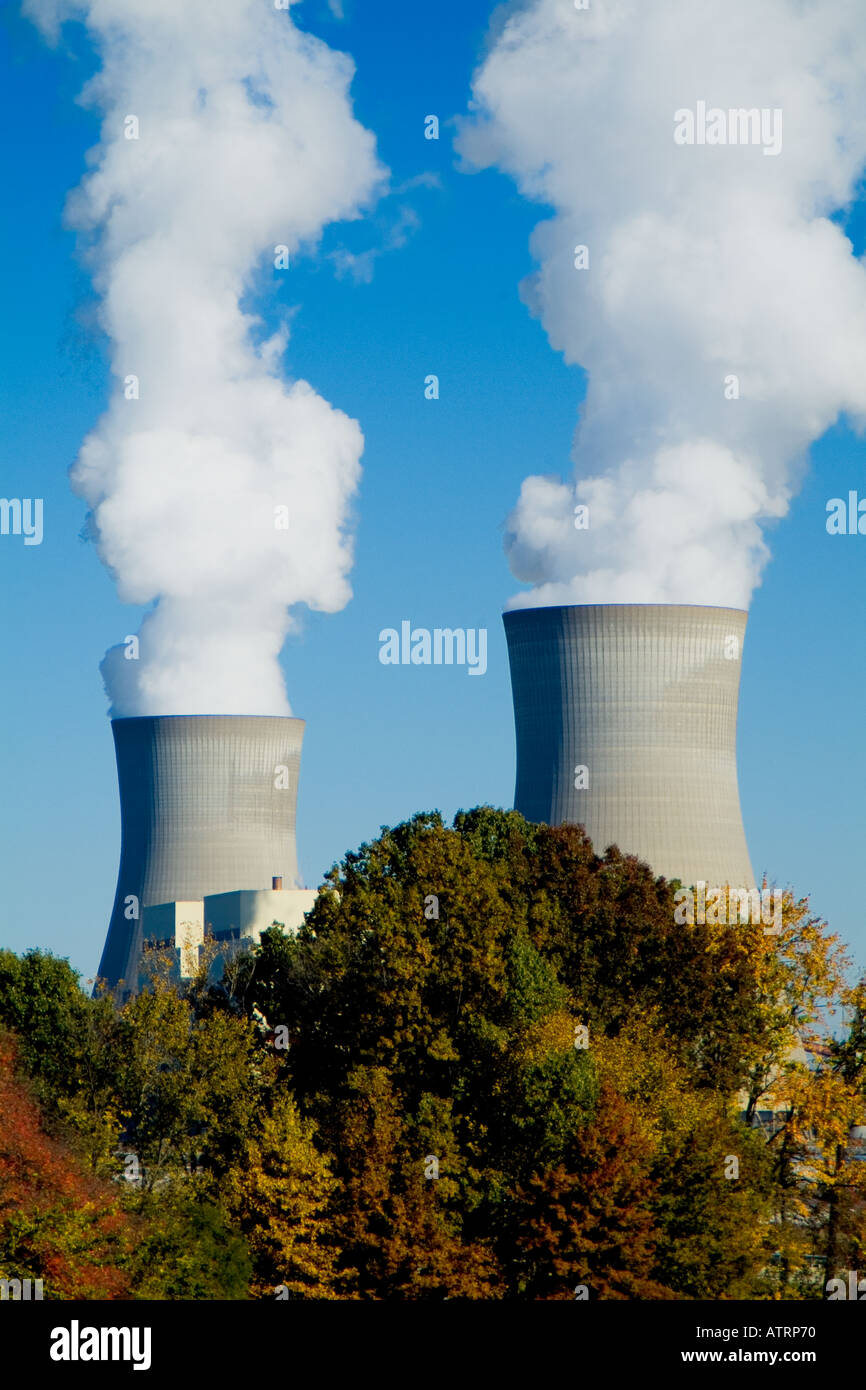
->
[[0, 1028, 134, 1299], [126, 1197, 251, 1300], [596, 1017, 774, 1298], [334, 1066, 499, 1299], [508, 1080, 671, 1300], [223, 1090, 344, 1298]]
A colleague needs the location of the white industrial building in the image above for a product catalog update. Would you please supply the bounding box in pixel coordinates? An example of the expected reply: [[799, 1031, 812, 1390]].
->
[[140, 877, 317, 986]]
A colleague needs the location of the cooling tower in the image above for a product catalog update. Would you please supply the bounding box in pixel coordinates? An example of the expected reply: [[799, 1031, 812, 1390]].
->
[[503, 604, 755, 889], [98, 715, 306, 992]]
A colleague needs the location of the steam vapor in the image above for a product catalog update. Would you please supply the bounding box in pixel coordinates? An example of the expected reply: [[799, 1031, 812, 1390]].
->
[[456, 0, 866, 609], [27, 0, 386, 714]]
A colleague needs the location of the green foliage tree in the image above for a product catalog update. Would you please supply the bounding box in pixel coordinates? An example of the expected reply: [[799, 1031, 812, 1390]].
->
[[126, 1197, 251, 1300]]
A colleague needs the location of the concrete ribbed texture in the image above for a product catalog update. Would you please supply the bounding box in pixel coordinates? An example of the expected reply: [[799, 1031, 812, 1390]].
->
[[98, 715, 305, 991], [503, 604, 755, 889]]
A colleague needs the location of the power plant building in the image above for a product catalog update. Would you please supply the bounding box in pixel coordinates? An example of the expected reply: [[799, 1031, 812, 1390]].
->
[[503, 603, 755, 890], [139, 881, 317, 988]]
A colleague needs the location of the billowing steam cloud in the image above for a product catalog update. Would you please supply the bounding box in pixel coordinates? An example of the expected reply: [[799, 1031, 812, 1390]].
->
[[456, 0, 866, 609], [28, 0, 386, 714]]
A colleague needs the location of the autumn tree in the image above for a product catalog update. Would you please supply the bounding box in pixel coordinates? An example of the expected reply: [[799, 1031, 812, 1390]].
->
[[595, 1018, 775, 1298], [3, 804, 861, 1302], [508, 1080, 671, 1299], [333, 1065, 499, 1298], [222, 1089, 343, 1299], [0, 1028, 134, 1298]]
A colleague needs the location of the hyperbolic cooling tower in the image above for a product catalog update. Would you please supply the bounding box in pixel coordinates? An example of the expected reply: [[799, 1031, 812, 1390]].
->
[[503, 604, 755, 889], [98, 715, 306, 990]]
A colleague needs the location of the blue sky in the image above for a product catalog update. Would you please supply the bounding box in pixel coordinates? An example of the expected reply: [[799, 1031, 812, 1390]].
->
[[2, 0, 866, 983]]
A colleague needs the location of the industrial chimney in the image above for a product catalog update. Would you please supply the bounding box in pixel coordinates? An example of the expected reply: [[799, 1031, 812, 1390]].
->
[[503, 603, 755, 889], [98, 714, 307, 992]]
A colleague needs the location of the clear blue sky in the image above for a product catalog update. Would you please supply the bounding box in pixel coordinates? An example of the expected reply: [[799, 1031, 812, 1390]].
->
[[2, 0, 865, 983]]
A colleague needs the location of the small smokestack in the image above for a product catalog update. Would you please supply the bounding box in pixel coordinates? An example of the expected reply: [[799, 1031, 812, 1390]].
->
[[272, 876, 282, 891], [504, 603, 754, 889]]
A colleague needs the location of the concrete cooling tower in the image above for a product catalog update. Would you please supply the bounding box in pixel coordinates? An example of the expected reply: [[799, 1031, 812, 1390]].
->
[[503, 604, 755, 889], [98, 715, 307, 991]]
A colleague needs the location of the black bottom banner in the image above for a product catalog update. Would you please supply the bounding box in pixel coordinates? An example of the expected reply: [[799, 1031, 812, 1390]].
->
[[0, 1297, 856, 1379]]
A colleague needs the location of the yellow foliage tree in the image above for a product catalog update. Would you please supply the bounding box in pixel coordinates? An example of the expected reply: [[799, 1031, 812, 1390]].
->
[[223, 1091, 344, 1299]]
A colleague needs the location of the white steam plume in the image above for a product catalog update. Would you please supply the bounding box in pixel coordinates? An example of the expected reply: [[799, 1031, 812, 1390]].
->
[[28, 0, 386, 714], [456, 0, 866, 609]]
